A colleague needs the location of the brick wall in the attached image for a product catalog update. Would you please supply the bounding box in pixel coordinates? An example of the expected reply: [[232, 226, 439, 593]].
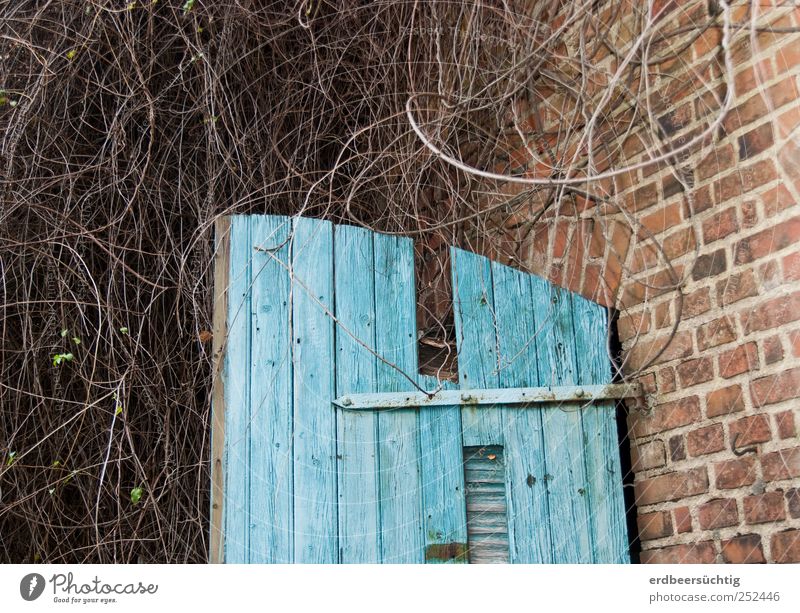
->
[[459, 1, 800, 562]]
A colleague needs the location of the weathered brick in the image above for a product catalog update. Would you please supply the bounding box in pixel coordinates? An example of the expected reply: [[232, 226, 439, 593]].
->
[[750, 367, 800, 407], [635, 468, 708, 506], [714, 160, 777, 204], [624, 330, 693, 371], [663, 227, 696, 259], [715, 456, 757, 489], [787, 489, 800, 519], [761, 446, 800, 482], [734, 217, 800, 265], [742, 291, 800, 334], [762, 184, 795, 218], [676, 356, 714, 387], [720, 534, 766, 564], [617, 311, 649, 343], [654, 301, 671, 329], [658, 367, 677, 393], [776, 411, 796, 440], [637, 510, 673, 541], [630, 396, 701, 438], [687, 423, 724, 457], [744, 492, 786, 524], [673, 506, 692, 533], [683, 287, 711, 318], [702, 207, 739, 244], [706, 384, 745, 418], [640, 541, 716, 564], [763, 335, 784, 365], [691, 249, 727, 281], [719, 342, 759, 379], [716, 269, 758, 306], [738, 122, 774, 160], [669, 434, 686, 462], [696, 316, 736, 351], [785, 252, 800, 282], [697, 144, 735, 182], [641, 202, 683, 235], [698, 498, 739, 530], [771, 530, 800, 563], [729, 414, 772, 447], [631, 440, 666, 471], [626, 182, 658, 212]]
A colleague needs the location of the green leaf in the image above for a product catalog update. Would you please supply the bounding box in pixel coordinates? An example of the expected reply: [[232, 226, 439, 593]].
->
[[51, 460, 61, 468], [115, 405, 123, 416], [6, 451, 16, 466], [66, 49, 77, 60], [119, 327, 129, 335], [60, 329, 68, 338], [71, 337, 81, 345], [130, 487, 143, 505], [52, 353, 74, 366], [182, 0, 195, 14]]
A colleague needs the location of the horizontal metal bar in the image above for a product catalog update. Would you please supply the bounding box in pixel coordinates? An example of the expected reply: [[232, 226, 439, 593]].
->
[[332, 383, 642, 410]]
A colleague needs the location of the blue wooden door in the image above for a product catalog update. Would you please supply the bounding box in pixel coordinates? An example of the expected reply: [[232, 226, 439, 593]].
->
[[210, 214, 629, 564]]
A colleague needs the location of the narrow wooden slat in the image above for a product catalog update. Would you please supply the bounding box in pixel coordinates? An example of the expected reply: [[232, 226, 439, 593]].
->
[[334, 224, 380, 563], [249, 215, 293, 562], [491, 262, 551, 563], [223, 215, 251, 562], [209, 216, 230, 564], [373, 233, 424, 563], [418, 375, 468, 564], [530, 278, 592, 563], [572, 296, 630, 563], [292, 217, 337, 563], [451, 248, 503, 446], [463, 446, 510, 563]]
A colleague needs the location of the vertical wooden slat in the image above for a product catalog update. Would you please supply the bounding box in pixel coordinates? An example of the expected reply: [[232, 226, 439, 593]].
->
[[223, 215, 252, 562], [249, 215, 293, 562], [373, 234, 424, 563], [210, 216, 230, 564], [572, 296, 630, 563], [292, 217, 337, 563], [451, 248, 503, 446], [491, 262, 552, 563], [530, 278, 592, 563], [418, 375, 468, 564], [334, 224, 380, 563]]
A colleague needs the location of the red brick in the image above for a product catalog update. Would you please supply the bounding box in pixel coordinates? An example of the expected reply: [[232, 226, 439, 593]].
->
[[631, 440, 666, 471], [696, 144, 735, 182], [706, 384, 745, 418], [716, 270, 758, 306], [624, 330, 693, 371], [734, 217, 800, 265], [676, 356, 714, 387], [768, 76, 800, 110], [683, 287, 711, 318], [744, 491, 786, 524], [618, 311, 649, 342], [750, 367, 800, 407], [654, 301, 671, 329], [738, 122, 774, 160], [758, 259, 781, 290], [714, 160, 777, 204], [723, 94, 768, 134], [776, 410, 796, 440], [640, 542, 716, 564], [696, 316, 736, 351], [691, 249, 727, 281], [657, 367, 677, 393], [687, 423, 724, 457], [641, 202, 683, 235], [742, 291, 800, 334], [762, 184, 794, 218], [669, 434, 686, 462], [729, 414, 772, 447], [771, 530, 800, 563], [715, 456, 757, 489], [720, 534, 766, 564], [763, 335, 784, 365], [761, 446, 800, 482], [673, 506, 692, 533], [785, 252, 800, 282], [787, 489, 800, 519], [741, 200, 759, 228], [635, 467, 709, 506], [630, 396, 701, 437], [662, 227, 696, 259], [719, 342, 759, 379], [637, 511, 673, 541], [698, 498, 739, 530], [625, 182, 658, 213], [702, 207, 739, 244]]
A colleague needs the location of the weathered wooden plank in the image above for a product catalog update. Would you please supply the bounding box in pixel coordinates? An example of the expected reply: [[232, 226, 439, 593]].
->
[[463, 445, 509, 563], [210, 216, 230, 564], [571, 295, 630, 563], [530, 277, 592, 563], [334, 224, 380, 563], [418, 375, 468, 564], [491, 261, 551, 563], [249, 215, 293, 562], [292, 217, 337, 563], [451, 248, 503, 446], [223, 215, 251, 563], [373, 233, 423, 563]]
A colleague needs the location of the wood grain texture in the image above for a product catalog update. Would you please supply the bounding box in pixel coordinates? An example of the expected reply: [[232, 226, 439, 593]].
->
[[209, 216, 230, 564], [451, 248, 503, 446], [249, 215, 293, 562], [291, 217, 337, 563], [571, 295, 630, 563], [223, 215, 252, 563], [373, 234, 424, 563], [463, 445, 510, 563], [334, 224, 380, 563], [530, 277, 592, 563], [491, 261, 552, 563]]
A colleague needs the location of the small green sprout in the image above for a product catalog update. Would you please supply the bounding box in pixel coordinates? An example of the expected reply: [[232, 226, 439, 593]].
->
[[119, 327, 129, 335], [52, 460, 61, 468], [6, 451, 17, 466], [182, 0, 195, 14], [115, 405, 123, 416], [71, 337, 81, 345], [66, 49, 77, 60], [130, 487, 143, 505], [60, 329, 68, 338], [52, 353, 74, 366]]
